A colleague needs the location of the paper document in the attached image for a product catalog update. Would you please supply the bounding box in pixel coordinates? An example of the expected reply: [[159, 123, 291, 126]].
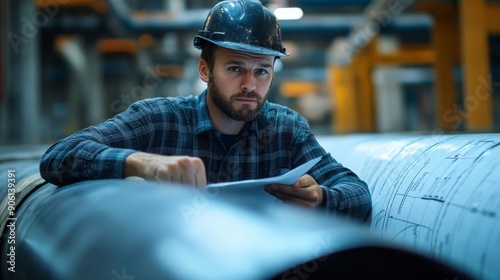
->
[[207, 156, 323, 204]]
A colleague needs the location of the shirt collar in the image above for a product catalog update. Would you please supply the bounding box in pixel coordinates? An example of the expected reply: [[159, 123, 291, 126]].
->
[[195, 90, 265, 137]]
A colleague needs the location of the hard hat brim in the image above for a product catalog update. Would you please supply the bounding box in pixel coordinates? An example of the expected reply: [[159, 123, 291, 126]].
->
[[194, 36, 288, 57]]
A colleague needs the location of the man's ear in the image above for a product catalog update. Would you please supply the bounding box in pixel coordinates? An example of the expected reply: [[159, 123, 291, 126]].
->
[[198, 58, 209, 83]]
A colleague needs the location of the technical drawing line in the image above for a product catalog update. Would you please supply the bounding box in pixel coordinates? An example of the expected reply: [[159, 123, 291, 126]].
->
[[474, 141, 500, 163], [447, 202, 497, 218], [393, 193, 445, 203], [389, 215, 433, 230], [383, 136, 457, 232], [373, 210, 386, 228], [398, 159, 429, 214], [371, 136, 427, 196], [421, 196, 445, 203], [390, 225, 431, 241]]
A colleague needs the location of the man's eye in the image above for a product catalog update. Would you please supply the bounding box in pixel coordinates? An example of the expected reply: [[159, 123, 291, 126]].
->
[[229, 66, 241, 72], [256, 69, 268, 75]]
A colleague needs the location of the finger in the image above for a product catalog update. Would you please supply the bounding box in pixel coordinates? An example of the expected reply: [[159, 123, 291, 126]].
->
[[266, 184, 324, 207], [168, 166, 183, 184], [179, 168, 204, 187], [266, 184, 318, 202], [194, 168, 207, 188], [176, 157, 196, 186], [268, 190, 317, 208], [154, 167, 171, 182], [177, 157, 206, 187], [292, 174, 314, 188], [168, 157, 207, 187], [190, 158, 206, 187]]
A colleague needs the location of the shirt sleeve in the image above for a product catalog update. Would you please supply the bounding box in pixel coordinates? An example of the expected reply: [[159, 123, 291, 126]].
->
[[39, 100, 156, 186], [291, 117, 372, 224]]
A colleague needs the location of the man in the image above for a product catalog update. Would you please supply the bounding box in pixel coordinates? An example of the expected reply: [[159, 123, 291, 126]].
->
[[40, 0, 371, 222]]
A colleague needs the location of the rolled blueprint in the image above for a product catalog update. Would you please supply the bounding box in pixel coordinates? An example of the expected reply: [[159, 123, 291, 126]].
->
[[318, 133, 500, 280]]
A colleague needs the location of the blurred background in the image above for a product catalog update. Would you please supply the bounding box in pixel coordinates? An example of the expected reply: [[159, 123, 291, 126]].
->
[[1, 0, 499, 146]]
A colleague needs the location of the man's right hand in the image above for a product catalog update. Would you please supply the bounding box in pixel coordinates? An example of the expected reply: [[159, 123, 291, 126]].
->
[[125, 152, 207, 187]]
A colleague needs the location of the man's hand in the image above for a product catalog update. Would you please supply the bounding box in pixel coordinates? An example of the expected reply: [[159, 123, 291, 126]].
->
[[265, 174, 324, 208], [125, 152, 207, 187]]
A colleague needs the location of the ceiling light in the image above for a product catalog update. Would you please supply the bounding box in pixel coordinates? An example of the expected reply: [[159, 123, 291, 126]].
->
[[273, 7, 303, 20]]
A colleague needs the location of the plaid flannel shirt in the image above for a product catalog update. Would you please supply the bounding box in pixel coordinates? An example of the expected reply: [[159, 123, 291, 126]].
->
[[40, 91, 371, 222]]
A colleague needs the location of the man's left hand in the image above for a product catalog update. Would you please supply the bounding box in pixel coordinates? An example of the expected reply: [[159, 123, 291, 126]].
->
[[265, 174, 324, 208]]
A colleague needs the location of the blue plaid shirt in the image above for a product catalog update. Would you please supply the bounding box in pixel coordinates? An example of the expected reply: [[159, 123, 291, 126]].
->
[[40, 91, 371, 221]]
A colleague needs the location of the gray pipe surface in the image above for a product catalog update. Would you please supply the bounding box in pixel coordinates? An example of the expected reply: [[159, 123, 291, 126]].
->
[[1, 171, 469, 279]]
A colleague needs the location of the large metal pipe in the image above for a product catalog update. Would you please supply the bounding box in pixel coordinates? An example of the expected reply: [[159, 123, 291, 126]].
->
[[104, 0, 431, 37], [318, 133, 500, 280], [1, 160, 469, 279]]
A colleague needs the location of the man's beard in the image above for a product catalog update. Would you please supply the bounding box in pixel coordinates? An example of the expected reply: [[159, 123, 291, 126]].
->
[[208, 74, 268, 122]]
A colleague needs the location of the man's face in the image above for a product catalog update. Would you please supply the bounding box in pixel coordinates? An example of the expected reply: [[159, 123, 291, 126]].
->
[[207, 47, 275, 121]]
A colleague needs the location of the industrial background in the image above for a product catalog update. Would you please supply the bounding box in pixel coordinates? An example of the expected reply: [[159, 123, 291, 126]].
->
[[1, 0, 500, 146], [1, 1, 500, 279]]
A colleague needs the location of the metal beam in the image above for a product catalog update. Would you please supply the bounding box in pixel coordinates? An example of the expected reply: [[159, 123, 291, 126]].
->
[[459, 0, 493, 131], [2, 0, 41, 145], [432, 6, 459, 131], [330, 0, 421, 65]]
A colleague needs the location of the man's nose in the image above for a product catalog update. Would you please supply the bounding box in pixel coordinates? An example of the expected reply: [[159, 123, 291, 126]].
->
[[241, 72, 257, 92]]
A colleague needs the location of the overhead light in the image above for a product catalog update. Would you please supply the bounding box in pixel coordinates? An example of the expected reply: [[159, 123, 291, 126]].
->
[[273, 7, 303, 20]]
